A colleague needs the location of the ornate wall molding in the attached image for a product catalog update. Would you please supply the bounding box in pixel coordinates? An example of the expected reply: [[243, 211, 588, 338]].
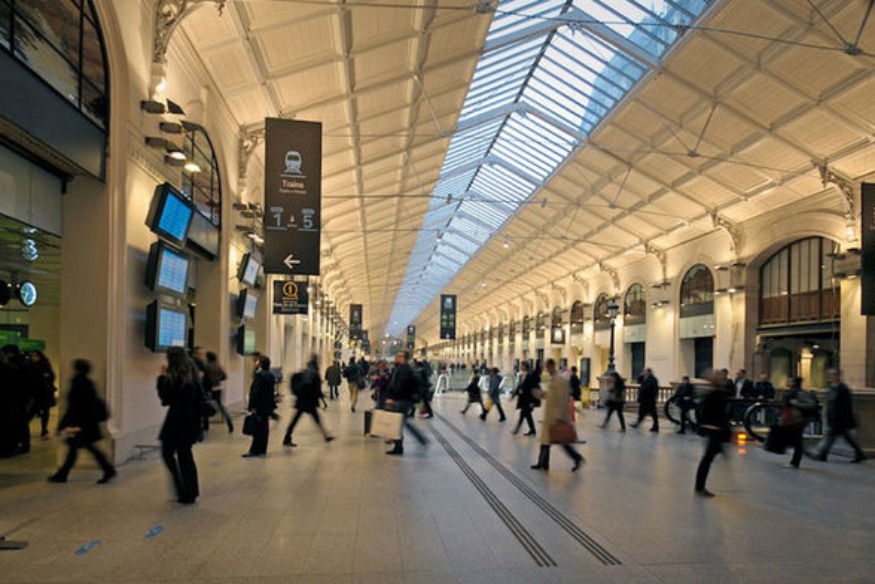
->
[[711, 211, 740, 258], [598, 262, 620, 294]]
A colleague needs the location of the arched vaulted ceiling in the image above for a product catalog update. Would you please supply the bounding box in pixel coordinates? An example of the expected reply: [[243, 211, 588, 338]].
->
[[179, 0, 875, 344]]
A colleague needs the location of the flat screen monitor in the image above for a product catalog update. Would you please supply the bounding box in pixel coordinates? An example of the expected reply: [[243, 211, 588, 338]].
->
[[145, 300, 189, 352], [145, 241, 190, 297], [236, 288, 258, 320], [146, 183, 195, 246], [236, 325, 257, 356], [186, 211, 219, 259], [237, 252, 261, 287]]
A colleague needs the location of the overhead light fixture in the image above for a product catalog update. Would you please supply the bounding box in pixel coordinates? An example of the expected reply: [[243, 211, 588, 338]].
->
[[141, 100, 166, 114], [166, 148, 186, 161], [145, 136, 168, 149], [183, 161, 201, 174], [164, 154, 185, 167], [502, 236, 509, 248], [20, 238, 39, 261], [166, 99, 185, 115], [159, 121, 183, 134]]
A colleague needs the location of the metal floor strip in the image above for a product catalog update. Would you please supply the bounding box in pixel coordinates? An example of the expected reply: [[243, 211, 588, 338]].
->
[[430, 425, 557, 568], [437, 414, 622, 566]]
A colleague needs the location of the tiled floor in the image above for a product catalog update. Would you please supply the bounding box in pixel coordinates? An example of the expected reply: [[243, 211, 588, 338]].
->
[[1, 394, 872, 583]]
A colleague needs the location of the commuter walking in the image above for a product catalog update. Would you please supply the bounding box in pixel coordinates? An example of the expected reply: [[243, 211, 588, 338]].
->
[[48, 359, 115, 484], [780, 376, 818, 468], [600, 372, 626, 431], [30, 350, 56, 440], [816, 369, 866, 463], [531, 359, 583, 472], [325, 360, 342, 400], [434, 368, 449, 394], [631, 367, 660, 432], [460, 373, 484, 415], [674, 375, 696, 434], [479, 367, 506, 422], [1, 345, 38, 455], [414, 360, 434, 418], [569, 366, 582, 404], [283, 356, 334, 447], [204, 351, 233, 434], [385, 351, 428, 455], [343, 357, 363, 413], [694, 370, 731, 497], [244, 355, 277, 458], [157, 347, 202, 505], [511, 361, 539, 436]]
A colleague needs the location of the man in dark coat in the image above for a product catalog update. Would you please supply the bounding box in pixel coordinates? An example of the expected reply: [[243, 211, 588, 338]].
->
[[816, 369, 866, 463], [385, 351, 428, 455], [244, 355, 277, 458], [343, 357, 363, 413], [48, 359, 115, 484], [511, 362, 539, 436], [283, 356, 334, 447], [325, 360, 342, 400], [674, 375, 696, 434], [695, 369, 731, 497], [631, 367, 660, 432]]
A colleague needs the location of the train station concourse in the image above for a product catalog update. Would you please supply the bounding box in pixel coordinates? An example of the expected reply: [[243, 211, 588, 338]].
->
[[1, 0, 875, 581]]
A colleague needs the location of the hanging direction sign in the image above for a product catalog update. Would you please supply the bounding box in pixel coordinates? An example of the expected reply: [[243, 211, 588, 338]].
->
[[440, 295, 456, 340], [272, 280, 308, 315], [263, 118, 322, 275], [406, 325, 416, 350]]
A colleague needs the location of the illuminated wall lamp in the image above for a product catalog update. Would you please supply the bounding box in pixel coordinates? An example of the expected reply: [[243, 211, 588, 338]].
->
[[183, 161, 202, 174]]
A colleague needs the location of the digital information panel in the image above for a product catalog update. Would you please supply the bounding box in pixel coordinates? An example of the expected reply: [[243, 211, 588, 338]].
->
[[157, 247, 189, 294], [406, 325, 415, 350], [863, 183, 875, 315], [440, 295, 456, 340], [157, 190, 193, 243], [272, 280, 308, 315], [158, 307, 187, 348], [263, 118, 322, 275]]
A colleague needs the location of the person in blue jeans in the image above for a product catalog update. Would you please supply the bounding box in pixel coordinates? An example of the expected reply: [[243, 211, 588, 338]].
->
[[480, 367, 506, 422]]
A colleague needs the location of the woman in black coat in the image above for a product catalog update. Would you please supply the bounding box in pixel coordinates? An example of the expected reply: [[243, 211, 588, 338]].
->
[[282, 356, 334, 447], [48, 360, 115, 484], [511, 362, 539, 436], [158, 347, 202, 504], [30, 350, 57, 439]]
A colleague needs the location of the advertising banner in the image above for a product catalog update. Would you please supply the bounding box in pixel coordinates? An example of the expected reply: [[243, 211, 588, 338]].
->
[[350, 304, 363, 340], [406, 325, 416, 350], [863, 183, 875, 315], [263, 118, 322, 275], [440, 294, 456, 340], [272, 280, 308, 315]]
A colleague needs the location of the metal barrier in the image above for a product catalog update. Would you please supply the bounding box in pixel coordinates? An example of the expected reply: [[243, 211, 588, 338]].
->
[[742, 401, 823, 443], [663, 395, 698, 429]]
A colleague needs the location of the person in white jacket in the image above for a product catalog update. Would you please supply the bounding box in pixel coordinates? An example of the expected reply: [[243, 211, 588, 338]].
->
[[434, 369, 449, 394]]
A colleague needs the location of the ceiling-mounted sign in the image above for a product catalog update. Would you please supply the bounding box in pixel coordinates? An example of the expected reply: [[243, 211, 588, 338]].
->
[[406, 325, 416, 350], [263, 118, 322, 275], [272, 280, 308, 315], [349, 304, 363, 340], [440, 295, 456, 340]]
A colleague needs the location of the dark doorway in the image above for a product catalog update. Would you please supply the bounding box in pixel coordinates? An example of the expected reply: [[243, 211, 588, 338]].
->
[[694, 337, 713, 378], [630, 342, 645, 381]]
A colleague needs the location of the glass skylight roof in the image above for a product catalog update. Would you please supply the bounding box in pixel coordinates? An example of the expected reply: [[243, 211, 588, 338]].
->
[[386, 0, 714, 336]]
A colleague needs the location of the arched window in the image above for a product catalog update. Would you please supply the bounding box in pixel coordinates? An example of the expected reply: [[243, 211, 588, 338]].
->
[[498, 323, 504, 343], [3, 1, 110, 128], [551, 306, 563, 326], [570, 300, 584, 333], [594, 293, 610, 330], [680, 264, 714, 318], [522, 316, 531, 335], [536, 311, 547, 331], [760, 237, 839, 326], [179, 124, 222, 227], [509, 320, 517, 336], [624, 283, 647, 325]]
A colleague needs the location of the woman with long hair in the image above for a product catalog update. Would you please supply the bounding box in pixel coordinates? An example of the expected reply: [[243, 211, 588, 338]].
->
[[157, 347, 202, 504]]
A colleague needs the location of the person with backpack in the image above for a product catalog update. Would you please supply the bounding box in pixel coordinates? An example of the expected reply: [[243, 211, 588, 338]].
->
[[282, 356, 335, 447], [460, 373, 484, 415], [343, 357, 363, 413], [48, 359, 116, 484]]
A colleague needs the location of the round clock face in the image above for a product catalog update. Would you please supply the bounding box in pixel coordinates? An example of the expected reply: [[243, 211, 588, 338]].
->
[[18, 281, 37, 307]]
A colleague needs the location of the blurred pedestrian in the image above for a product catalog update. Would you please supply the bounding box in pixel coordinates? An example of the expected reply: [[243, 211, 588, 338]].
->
[[694, 370, 731, 497], [600, 372, 626, 431], [531, 359, 583, 472], [204, 351, 233, 434], [283, 356, 334, 447], [244, 355, 277, 458], [816, 369, 866, 463]]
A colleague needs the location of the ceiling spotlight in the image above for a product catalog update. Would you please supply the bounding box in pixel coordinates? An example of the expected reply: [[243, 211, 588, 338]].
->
[[502, 236, 509, 248], [481, 278, 487, 288], [164, 154, 185, 167], [21, 238, 38, 261], [183, 161, 201, 174]]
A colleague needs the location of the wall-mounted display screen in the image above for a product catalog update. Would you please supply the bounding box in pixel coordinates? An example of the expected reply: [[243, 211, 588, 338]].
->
[[186, 211, 220, 259], [237, 252, 261, 287], [146, 183, 195, 246], [145, 300, 188, 352], [145, 241, 191, 297], [236, 325, 257, 356], [236, 288, 258, 320]]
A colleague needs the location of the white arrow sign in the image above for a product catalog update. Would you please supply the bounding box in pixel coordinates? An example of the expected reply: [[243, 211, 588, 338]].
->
[[283, 254, 301, 270]]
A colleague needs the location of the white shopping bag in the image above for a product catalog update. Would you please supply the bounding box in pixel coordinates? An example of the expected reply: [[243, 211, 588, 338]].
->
[[369, 409, 404, 440]]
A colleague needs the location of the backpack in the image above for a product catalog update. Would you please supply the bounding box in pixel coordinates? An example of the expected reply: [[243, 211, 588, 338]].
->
[[290, 372, 305, 397], [93, 396, 109, 422]]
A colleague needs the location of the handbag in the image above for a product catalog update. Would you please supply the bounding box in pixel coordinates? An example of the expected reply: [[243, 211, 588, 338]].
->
[[200, 395, 218, 418], [548, 421, 578, 444], [368, 409, 404, 440], [242, 414, 259, 436]]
